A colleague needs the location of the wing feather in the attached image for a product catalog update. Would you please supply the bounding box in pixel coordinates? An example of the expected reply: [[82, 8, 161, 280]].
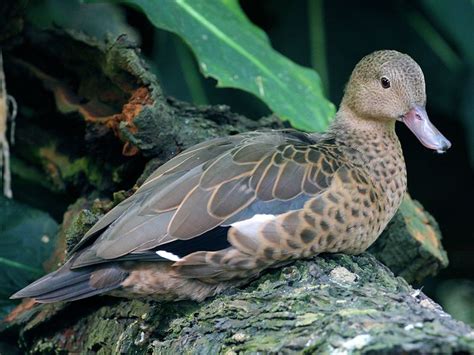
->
[[200, 153, 256, 189], [256, 161, 280, 201], [273, 160, 306, 200], [208, 177, 254, 218], [168, 186, 222, 239], [141, 138, 237, 188], [69, 130, 352, 269], [138, 166, 202, 214], [95, 209, 176, 259]]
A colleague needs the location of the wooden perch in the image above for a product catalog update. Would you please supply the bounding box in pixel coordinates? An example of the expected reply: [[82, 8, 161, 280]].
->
[[369, 195, 448, 283], [1, 251, 473, 353]]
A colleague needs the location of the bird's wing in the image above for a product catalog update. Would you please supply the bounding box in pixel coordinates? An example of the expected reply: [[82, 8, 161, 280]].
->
[[70, 134, 247, 252], [70, 130, 350, 269]]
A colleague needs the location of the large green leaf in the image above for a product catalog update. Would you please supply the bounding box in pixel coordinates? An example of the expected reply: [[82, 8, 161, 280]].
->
[[98, 0, 335, 131], [0, 197, 58, 317]]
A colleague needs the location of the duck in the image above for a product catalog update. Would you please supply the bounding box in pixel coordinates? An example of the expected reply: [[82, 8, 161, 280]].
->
[[12, 50, 451, 303]]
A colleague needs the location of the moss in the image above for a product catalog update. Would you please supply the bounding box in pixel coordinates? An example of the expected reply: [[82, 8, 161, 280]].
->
[[369, 195, 449, 283], [142, 254, 473, 354], [37, 146, 108, 192], [61, 157, 104, 189], [64, 209, 99, 252]]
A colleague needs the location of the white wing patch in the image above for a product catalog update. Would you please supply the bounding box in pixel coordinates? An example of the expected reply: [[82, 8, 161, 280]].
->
[[231, 214, 276, 236], [156, 250, 181, 261]]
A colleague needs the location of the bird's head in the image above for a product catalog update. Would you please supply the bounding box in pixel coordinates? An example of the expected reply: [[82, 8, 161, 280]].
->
[[342, 50, 451, 153]]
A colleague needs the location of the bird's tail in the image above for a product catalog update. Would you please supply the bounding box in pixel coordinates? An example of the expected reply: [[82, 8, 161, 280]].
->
[[10, 260, 128, 303]]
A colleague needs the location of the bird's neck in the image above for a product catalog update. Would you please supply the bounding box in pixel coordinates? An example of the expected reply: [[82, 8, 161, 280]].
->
[[330, 105, 396, 138], [327, 105, 407, 212]]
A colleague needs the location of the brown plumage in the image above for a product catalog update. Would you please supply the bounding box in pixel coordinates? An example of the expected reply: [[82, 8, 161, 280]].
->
[[12, 50, 451, 303]]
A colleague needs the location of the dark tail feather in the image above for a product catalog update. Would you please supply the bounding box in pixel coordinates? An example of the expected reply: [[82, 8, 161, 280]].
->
[[10, 260, 128, 303]]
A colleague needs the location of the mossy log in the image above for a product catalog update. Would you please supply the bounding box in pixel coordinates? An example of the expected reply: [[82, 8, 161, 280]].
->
[[0, 22, 468, 354], [1, 252, 473, 353]]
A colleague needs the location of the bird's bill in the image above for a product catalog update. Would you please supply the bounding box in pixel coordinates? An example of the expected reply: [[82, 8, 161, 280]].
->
[[401, 106, 451, 153]]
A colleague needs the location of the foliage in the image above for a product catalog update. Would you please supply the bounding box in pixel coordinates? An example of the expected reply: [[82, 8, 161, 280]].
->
[[0, 197, 58, 317], [97, 0, 335, 131]]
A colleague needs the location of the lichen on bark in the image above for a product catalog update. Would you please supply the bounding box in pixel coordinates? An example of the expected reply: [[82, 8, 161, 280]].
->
[[2, 253, 473, 353]]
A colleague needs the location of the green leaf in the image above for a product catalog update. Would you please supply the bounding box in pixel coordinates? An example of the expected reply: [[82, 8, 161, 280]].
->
[[96, 0, 335, 131], [418, 0, 473, 63], [0, 197, 58, 317]]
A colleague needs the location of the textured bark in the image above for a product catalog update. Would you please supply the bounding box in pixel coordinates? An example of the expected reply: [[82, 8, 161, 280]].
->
[[0, 23, 469, 354], [369, 195, 449, 283], [1, 253, 473, 354], [6, 28, 279, 197]]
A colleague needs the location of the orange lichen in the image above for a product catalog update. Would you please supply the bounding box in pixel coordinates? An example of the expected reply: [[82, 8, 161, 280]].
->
[[16, 59, 154, 157], [4, 298, 36, 322], [110, 86, 153, 156], [61, 86, 153, 156]]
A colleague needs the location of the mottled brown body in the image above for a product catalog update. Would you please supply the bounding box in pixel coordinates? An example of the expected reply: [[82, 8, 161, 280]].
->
[[172, 116, 407, 284], [110, 263, 232, 301], [12, 50, 449, 304], [112, 117, 407, 301]]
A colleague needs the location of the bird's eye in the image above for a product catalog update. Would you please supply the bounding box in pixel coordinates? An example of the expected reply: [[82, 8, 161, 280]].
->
[[381, 77, 391, 89]]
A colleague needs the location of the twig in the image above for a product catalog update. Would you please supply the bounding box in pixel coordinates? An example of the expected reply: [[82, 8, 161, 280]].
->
[[0, 50, 15, 198]]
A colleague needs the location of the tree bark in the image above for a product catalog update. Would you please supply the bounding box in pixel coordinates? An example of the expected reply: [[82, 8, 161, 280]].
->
[[0, 23, 471, 354], [1, 252, 473, 353]]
